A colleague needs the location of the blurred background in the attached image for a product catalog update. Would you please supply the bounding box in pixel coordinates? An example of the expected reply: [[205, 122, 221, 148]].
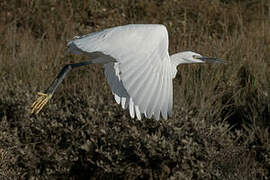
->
[[0, 0, 269, 179]]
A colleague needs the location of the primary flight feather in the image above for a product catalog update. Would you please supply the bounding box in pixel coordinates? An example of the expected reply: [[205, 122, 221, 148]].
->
[[31, 24, 225, 120]]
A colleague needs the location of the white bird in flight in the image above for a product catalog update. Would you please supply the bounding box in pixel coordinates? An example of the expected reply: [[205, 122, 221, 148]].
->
[[31, 24, 225, 120]]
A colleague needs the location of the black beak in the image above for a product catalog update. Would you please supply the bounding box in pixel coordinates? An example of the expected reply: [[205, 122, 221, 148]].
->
[[198, 56, 226, 64]]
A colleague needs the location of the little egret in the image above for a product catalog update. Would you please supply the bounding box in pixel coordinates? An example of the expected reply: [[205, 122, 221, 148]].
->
[[31, 24, 225, 120]]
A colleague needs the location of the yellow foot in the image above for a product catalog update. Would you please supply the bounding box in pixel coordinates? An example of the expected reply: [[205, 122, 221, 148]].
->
[[31, 92, 52, 114]]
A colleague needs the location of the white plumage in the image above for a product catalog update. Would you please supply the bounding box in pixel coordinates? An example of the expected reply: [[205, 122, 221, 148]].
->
[[68, 24, 173, 120], [32, 24, 225, 120]]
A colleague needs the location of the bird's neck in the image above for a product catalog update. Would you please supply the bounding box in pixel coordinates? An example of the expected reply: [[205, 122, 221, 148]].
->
[[170, 52, 197, 78]]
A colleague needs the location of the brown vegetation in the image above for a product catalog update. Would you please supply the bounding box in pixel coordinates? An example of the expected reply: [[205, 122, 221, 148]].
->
[[0, 0, 269, 179]]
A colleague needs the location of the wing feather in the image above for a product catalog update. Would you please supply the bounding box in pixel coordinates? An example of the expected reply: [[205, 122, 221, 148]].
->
[[121, 97, 127, 109], [122, 60, 151, 92], [132, 65, 155, 113], [143, 69, 160, 118], [164, 63, 172, 119], [168, 76, 173, 117], [129, 98, 135, 118], [135, 105, 141, 120], [153, 63, 166, 120], [126, 62, 153, 101], [114, 93, 121, 104], [160, 64, 169, 120], [68, 24, 174, 120], [151, 72, 164, 120]]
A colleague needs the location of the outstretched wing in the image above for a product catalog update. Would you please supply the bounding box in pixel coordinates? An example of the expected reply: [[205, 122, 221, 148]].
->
[[67, 24, 173, 120]]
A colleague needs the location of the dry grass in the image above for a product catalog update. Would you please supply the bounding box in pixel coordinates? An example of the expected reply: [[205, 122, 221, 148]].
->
[[0, 0, 270, 179]]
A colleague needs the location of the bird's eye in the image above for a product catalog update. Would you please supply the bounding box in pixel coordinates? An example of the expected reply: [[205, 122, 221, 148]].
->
[[192, 55, 199, 59]]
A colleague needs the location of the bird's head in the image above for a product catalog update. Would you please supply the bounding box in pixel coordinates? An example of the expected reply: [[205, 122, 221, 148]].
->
[[178, 51, 226, 64]]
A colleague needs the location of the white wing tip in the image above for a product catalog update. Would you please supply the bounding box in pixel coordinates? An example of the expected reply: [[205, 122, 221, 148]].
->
[[129, 98, 135, 119], [135, 105, 141, 120], [121, 97, 126, 109], [154, 111, 161, 121], [114, 94, 121, 104]]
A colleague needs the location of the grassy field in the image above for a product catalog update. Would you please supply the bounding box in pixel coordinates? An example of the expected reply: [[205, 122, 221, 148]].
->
[[0, 0, 270, 179]]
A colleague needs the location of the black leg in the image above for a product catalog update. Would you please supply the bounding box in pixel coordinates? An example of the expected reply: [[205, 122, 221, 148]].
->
[[46, 60, 93, 95], [31, 60, 93, 114]]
